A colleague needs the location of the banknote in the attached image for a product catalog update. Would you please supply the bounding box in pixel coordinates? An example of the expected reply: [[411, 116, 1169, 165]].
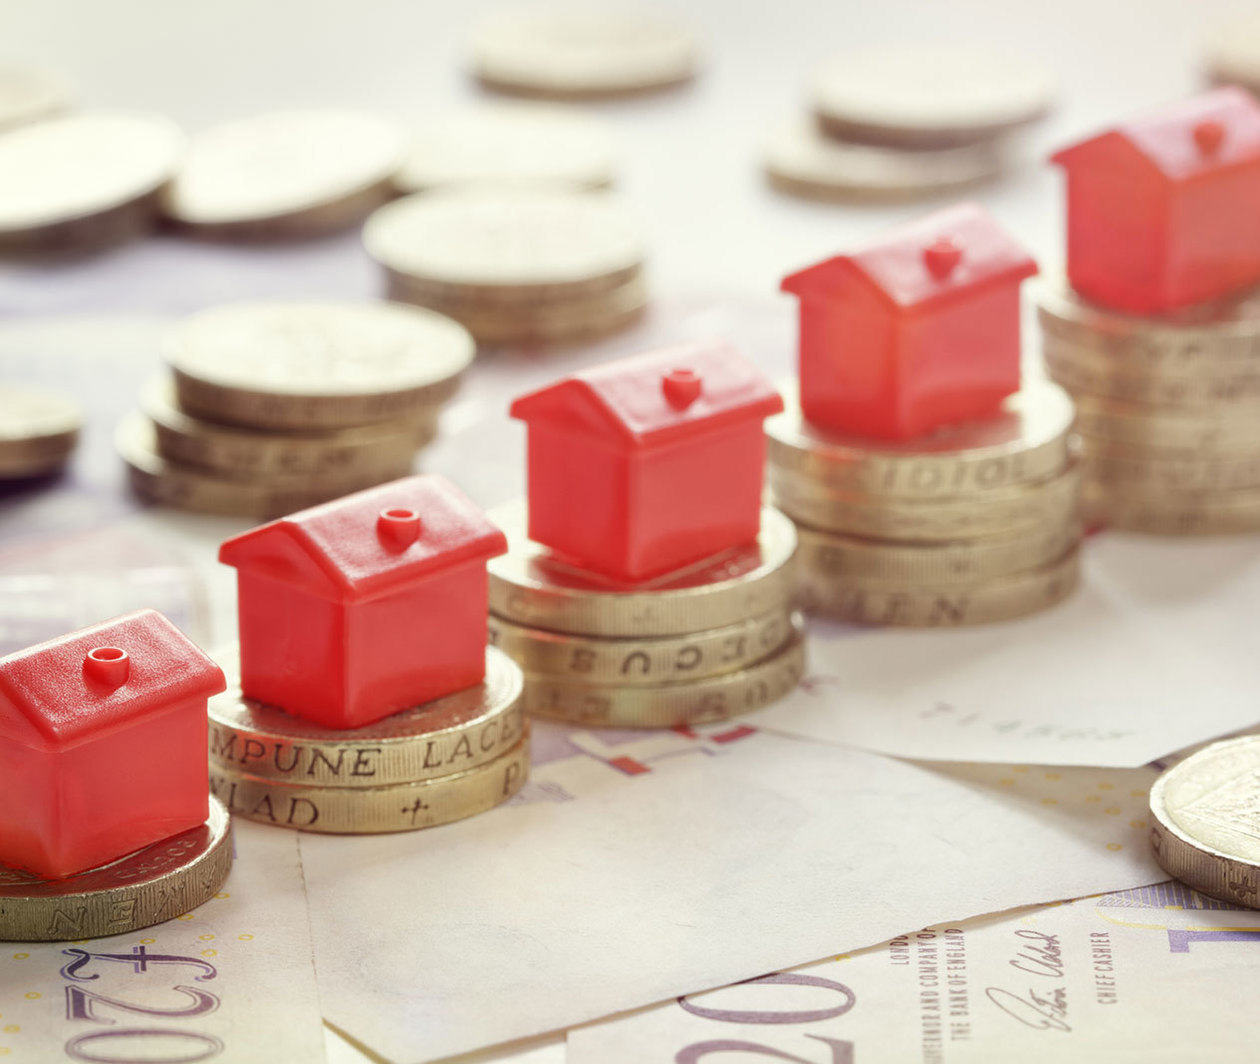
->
[[0, 822, 326, 1063], [300, 724, 1164, 1063], [567, 879, 1260, 1063]]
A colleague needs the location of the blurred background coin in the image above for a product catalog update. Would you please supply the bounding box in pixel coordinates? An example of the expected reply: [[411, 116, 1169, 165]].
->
[[0, 65, 71, 129], [0, 385, 81, 478]]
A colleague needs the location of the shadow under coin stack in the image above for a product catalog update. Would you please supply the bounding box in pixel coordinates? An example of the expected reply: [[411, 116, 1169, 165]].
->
[[1040, 90, 1260, 535], [774, 203, 1082, 626], [489, 342, 804, 729], [209, 475, 529, 834], [118, 300, 473, 518]]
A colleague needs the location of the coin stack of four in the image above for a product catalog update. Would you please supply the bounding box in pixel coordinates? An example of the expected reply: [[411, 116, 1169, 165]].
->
[[767, 381, 1084, 626]]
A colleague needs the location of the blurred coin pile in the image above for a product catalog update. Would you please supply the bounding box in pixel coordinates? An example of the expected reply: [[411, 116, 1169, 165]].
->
[[208, 647, 529, 834], [765, 44, 1055, 202], [486, 503, 805, 728], [118, 300, 473, 518], [364, 188, 647, 346], [766, 381, 1083, 625], [1038, 281, 1260, 534], [0, 385, 81, 479]]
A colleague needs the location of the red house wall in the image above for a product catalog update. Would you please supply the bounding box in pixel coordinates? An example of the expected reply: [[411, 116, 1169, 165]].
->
[[1169, 169, 1260, 308]]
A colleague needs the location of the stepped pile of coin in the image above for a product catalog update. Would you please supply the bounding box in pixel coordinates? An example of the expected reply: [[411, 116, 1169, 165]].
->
[[207, 646, 529, 834], [363, 189, 647, 347], [766, 381, 1083, 626], [486, 502, 804, 728], [1038, 280, 1260, 534], [118, 300, 473, 517], [0, 385, 80, 479]]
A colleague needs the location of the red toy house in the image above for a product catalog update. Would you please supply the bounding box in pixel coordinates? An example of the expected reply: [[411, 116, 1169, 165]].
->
[[1052, 87, 1260, 313], [219, 474, 507, 729], [0, 610, 224, 879], [781, 202, 1038, 441], [510, 341, 783, 582]]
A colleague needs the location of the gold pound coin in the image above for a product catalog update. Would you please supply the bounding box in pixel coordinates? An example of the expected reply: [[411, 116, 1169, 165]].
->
[[1073, 393, 1260, 454], [766, 381, 1074, 497], [209, 734, 530, 834], [0, 798, 231, 942], [1079, 437, 1260, 492], [522, 621, 805, 728], [209, 646, 524, 787], [488, 503, 798, 637], [1082, 482, 1260, 535], [0, 385, 80, 477]]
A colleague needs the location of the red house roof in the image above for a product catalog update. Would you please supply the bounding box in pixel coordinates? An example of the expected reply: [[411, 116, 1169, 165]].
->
[[781, 202, 1038, 312], [510, 341, 784, 447], [1052, 87, 1260, 182], [0, 609, 225, 752], [219, 474, 508, 603]]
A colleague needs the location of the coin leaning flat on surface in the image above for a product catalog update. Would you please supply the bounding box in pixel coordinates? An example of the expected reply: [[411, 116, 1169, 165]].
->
[[163, 109, 403, 236], [395, 105, 616, 193], [469, 5, 699, 98], [164, 300, 472, 430], [0, 797, 232, 942], [0, 66, 72, 129], [763, 119, 1005, 201], [489, 503, 798, 637], [1150, 735, 1260, 908], [0, 110, 183, 246], [0, 385, 81, 476], [209, 734, 530, 834], [767, 381, 1075, 497], [209, 646, 524, 787], [811, 44, 1055, 147]]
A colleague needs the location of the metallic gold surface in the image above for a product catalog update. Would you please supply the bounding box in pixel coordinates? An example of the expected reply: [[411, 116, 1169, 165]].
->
[[1078, 437, 1260, 492], [1072, 393, 1260, 454], [1082, 482, 1260, 536]]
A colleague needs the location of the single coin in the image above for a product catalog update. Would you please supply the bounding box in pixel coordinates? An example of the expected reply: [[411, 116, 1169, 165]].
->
[[793, 518, 1080, 585], [523, 621, 805, 728], [142, 378, 432, 478], [163, 109, 403, 237], [489, 503, 798, 637], [395, 105, 616, 193], [770, 461, 1081, 542], [209, 734, 529, 834], [164, 300, 472, 430], [488, 609, 793, 686], [364, 189, 645, 296], [1078, 436, 1260, 492], [0, 385, 81, 477], [118, 414, 413, 518], [1082, 482, 1260, 535], [767, 381, 1074, 497], [798, 547, 1080, 626], [1205, 14, 1260, 92], [0, 111, 183, 249], [1073, 393, 1260, 454], [0, 798, 231, 942], [763, 119, 1004, 202], [1150, 735, 1260, 908], [469, 5, 698, 99], [0, 66, 71, 130], [208, 646, 524, 787], [810, 44, 1054, 147]]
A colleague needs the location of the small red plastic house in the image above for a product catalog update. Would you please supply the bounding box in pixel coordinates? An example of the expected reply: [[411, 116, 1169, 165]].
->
[[1052, 87, 1260, 313], [509, 341, 783, 581], [0, 610, 224, 879], [219, 475, 507, 729], [781, 203, 1038, 440]]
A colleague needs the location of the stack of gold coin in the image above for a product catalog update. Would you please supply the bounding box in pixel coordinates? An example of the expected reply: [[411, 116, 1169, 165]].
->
[[117, 300, 473, 517], [0, 385, 80, 479], [766, 380, 1082, 626], [363, 189, 647, 346], [1037, 280, 1260, 534], [207, 647, 529, 834], [486, 502, 805, 728]]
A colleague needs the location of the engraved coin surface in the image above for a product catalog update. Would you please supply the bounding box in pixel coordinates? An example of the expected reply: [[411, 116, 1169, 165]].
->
[[767, 381, 1075, 497], [1072, 393, 1260, 454], [395, 105, 616, 193], [469, 5, 698, 98], [209, 646, 524, 787], [489, 503, 798, 637], [1078, 437, 1260, 492], [209, 734, 530, 834], [0, 386, 81, 476], [0, 66, 71, 129], [811, 44, 1054, 147], [1150, 736, 1260, 909], [1082, 482, 1260, 536], [164, 300, 472, 430], [163, 109, 403, 234], [522, 621, 805, 728], [0, 798, 232, 942], [0, 111, 183, 239]]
